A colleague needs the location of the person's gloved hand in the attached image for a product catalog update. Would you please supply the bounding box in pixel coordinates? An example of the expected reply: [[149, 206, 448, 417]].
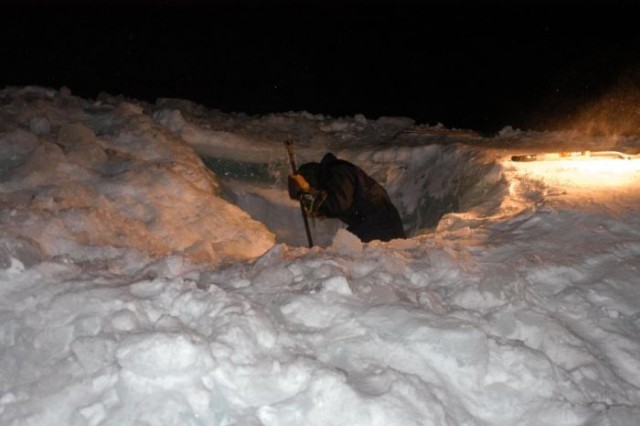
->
[[301, 190, 328, 217], [288, 174, 311, 200]]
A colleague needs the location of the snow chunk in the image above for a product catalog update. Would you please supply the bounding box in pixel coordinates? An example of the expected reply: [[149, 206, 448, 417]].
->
[[71, 336, 117, 374], [0, 237, 44, 270], [115, 332, 212, 378], [322, 275, 353, 296], [330, 228, 363, 254]]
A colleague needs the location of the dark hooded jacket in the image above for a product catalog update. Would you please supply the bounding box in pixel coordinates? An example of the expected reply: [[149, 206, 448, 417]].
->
[[300, 153, 405, 242]]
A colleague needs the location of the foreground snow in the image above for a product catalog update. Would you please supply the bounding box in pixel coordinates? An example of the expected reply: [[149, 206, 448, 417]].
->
[[1, 87, 640, 425]]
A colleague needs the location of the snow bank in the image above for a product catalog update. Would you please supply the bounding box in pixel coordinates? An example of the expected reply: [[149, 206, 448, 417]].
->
[[0, 87, 274, 268], [1, 87, 640, 426], [2, 208, 640, 425]]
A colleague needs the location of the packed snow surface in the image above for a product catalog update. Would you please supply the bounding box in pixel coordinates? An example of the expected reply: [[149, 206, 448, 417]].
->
[[1, 86, 640, 425]]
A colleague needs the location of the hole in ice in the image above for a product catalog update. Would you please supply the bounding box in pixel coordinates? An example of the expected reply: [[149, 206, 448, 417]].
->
[[201, 144, 507, 247]]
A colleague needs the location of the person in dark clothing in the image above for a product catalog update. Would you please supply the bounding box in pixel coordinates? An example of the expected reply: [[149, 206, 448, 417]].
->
[[288, 153, 406, 242]]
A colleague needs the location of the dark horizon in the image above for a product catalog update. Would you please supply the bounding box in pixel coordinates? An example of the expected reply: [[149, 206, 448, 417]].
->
[[2, 1, 640, 134]]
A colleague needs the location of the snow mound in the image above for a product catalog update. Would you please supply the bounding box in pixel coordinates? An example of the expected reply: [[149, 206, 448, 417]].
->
[[0, 87, 275, 267]]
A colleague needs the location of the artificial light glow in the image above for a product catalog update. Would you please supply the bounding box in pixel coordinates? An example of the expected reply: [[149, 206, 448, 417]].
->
[[508, 152, 640, 189], [511, 151, 636, 162]]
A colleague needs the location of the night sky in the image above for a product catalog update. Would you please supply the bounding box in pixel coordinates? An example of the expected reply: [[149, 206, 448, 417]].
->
[[2, 0, 640, 134]]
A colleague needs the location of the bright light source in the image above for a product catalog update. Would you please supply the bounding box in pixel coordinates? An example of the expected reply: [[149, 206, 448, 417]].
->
[[508, 151, 640, 189], [511, 151, 636, 162]]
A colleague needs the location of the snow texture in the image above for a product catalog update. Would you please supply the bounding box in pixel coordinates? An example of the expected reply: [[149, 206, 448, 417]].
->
[[1, 86, 640, 425]]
